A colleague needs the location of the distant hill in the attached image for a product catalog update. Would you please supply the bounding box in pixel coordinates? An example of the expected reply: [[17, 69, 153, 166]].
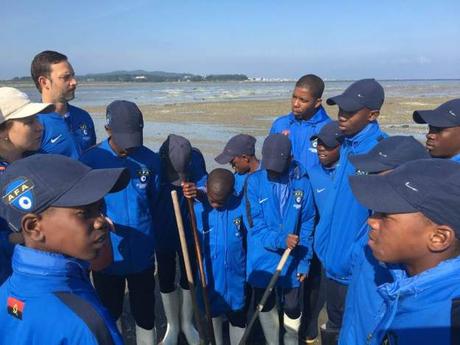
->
[[5, 70, 249, 83]]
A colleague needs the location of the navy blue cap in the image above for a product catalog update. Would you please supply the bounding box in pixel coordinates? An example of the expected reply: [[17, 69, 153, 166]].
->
[[350, 159, 460, 236], [413, 99, 460, 128], [215, 134, 256, 164], [0, 154, 129, 232], [310, 121, 344, 148], [349, 136, 430, 174], [106, 100, 144, 149], [261, 134, 292, 173], [159, 134, 192, 186], [327, 79, 385, 112]]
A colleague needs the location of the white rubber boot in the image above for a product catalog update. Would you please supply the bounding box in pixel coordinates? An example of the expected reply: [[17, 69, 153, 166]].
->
[[283, 313, 301, 345], [180, 288, 200, 345], [229, 323, 245, 345], [136, 325, 156, 345], [159, 289, 180, 345], [259, 307, 280, 345], [116, 318, 123, 335], [211, 316, 224, 345]]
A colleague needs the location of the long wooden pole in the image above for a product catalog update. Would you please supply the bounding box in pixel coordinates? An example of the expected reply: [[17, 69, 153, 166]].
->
[[170, 190, 205, 344]]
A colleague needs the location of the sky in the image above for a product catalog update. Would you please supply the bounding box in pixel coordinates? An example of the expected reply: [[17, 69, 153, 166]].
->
[[1, 0, 459, 80]]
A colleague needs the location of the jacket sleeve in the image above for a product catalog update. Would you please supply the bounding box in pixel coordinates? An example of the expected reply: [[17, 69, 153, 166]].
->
[[246, 175, 287, 251], [297, 183, 316, 275]]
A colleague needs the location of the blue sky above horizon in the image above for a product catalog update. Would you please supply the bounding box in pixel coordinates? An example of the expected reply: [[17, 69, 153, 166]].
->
[[1, 0, 459, 80]]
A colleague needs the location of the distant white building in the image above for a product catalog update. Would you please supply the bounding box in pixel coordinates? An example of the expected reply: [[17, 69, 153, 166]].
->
[[135, 75, 147, 80]]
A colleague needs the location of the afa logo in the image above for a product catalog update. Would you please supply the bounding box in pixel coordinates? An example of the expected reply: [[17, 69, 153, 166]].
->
[[2, 178, 35, 212], [137, 168, 151, 183], [233, 217, 242, 237], [309, 138, 318, 153], [79, 123, 89, 136], [293, 189, 304, 205]]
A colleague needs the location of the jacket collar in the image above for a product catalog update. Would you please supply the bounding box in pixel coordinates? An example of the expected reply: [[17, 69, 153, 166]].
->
[[343, 121, 381, 148], [378, 255, 460, 301], [288, 106, 330, 125]]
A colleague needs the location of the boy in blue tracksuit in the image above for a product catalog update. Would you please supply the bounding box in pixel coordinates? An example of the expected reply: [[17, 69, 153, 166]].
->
[[31, 50, 96, 159], [215, 134, 260, 196], [0, 154, 127, 345], [194, 168, 247, 345], [246, 134, 316, 345], [300, 121, 343, 344], [338, 136, 430, 345], [270, 74, 331, 173], [350, 158, 460, 345], [155, 134, 207, 345], [413, 98, 460, 162], [314, 79, 387, 343], [80, 100, 160, 345]]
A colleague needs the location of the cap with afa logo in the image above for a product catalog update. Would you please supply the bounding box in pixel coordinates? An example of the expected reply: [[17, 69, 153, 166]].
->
[[349, 159, 460, 236], [310, 121, 344, 148], [349, 135, 430, 174], [327, 78, 385, 113], [413, 99, 460, 128], [106, 100, 144, 150], [215, 134, 256, 164], [0, 154, 129, 232]]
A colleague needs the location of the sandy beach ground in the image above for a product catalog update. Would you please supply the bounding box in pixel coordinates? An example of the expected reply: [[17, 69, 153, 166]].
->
[[83, 96, 449, 345], [85, 96, 448, 171]]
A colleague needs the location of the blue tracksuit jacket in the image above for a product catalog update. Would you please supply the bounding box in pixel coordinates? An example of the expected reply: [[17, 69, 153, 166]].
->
[[0, 245, 123, 345], [269, 107, 331, 173], [80, 139, 161, 275], [364, 255, 460, 345], [38, 104, 96, 159], [314, 122, 386, 284], [155, 148, 207, 253], [451, 153, 460, 163], [308, 162, 338, 218], [245, 162, 316, 288], [0, 161, 13, 286], [338, 233, 402, 345], [194, 195, 247, 316]]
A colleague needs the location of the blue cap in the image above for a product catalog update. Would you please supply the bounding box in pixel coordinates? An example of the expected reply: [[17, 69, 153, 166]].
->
[[159, 134, 192, 185], [413, 99, 460, 128], [350, 159, 460, 236], [261, 134, 292, 173], [327, 79, 385, 112], [0, 154, 129, 232], [215, 134, 256, 164], [106, 100, 144, 149], [349, 136, 430, 174], [310, 121, 344, 148]]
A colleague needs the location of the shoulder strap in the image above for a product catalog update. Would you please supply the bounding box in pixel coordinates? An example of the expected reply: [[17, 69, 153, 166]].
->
[[243, 177, 253, 228], [451, 297, 460, 345], [54, 291, 115, 345]]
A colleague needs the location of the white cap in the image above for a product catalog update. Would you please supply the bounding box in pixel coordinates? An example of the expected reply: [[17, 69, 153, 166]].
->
[[0, 87, 53, 125]]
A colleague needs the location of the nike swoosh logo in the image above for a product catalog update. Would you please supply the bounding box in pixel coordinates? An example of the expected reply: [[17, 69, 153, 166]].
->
[[259, 198, 268, 204], [50, 134, 63, 144], [449, 110, 457, 117], [378, 152, 388, 158], [405, 182, 418, 192], [316, 188, 326, 193]]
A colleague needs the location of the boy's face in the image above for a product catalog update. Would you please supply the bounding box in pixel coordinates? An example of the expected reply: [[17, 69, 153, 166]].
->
[[231, 155, 250, 174], [36, 201, 109, 261], [317, 140, 340, 167], [425, 125, 460, 158], [338, 107, 378, 136], [367, 211, 433, 264], [291, 87, 321, 120]]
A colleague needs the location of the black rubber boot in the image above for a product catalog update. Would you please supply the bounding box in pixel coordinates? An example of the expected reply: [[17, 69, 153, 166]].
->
[[320, 327, 339, 345]]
